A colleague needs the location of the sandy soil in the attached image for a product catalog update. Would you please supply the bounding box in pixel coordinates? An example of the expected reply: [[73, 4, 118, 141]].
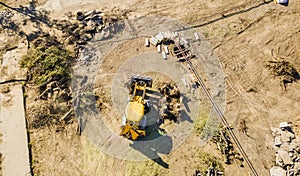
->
[[0, 0, 300, 175]]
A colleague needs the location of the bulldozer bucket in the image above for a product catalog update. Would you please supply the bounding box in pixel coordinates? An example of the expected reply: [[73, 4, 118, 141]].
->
[[130, 75, 153, 88]]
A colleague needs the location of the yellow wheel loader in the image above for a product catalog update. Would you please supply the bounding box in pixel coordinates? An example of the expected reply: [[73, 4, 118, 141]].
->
[[120, 75, 152, 140]]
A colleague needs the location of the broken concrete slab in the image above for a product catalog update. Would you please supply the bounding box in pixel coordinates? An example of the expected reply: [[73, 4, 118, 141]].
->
[[150, 37, 158, 46], [280, 143, 294, 152], [280, 122, 291, 129], [162, 51, 167, 60], [145, 38, 150, 47], [280, 130, 294, 143], [270, 166, 286, 176], [294, 162, 300, 174], [290, 137, 300, 150], [164, 45, 169, 54], [156, 32, 164, 42], [157, 44, 162, 53], [194, 32, 200, 40], [278, 149, 293, 165], [271, 127, 281, 135], [276, 153, 284, 166], [275, 136, 282, 146]]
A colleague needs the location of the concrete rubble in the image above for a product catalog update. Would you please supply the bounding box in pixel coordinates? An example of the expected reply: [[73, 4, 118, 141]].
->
[[73, 10, 105, 44], [146, 31, 179, 59], [270, 122, 300, 176]]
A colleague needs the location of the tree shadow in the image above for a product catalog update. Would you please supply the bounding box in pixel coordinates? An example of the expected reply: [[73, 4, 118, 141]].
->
[[177, 0, 274, 31], [0, 2, 52, 28], [0, 9, 20, 33]]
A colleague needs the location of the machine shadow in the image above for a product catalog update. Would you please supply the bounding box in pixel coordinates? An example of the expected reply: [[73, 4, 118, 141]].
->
[[128, 87, 194, 168], [128, 88, 172, 168], [129, 134, 172, 168]]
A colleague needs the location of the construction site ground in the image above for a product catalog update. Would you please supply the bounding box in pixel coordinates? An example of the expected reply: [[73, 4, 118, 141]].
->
[[0, 0, 300, 175]]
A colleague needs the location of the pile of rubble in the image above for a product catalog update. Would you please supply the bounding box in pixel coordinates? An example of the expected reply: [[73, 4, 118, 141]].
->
[[270, 122, 300, 176], [212, 127, 244, 166], [64, 10, 104, 45], [158, 83, 180, 123], [63, 9, 128, 46], [266, 59, 300, 90]]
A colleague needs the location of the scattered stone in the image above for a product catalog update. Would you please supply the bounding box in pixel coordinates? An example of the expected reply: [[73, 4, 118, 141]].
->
[[271, 122, 300, 174], [280, 143, 294, 152], [294, 162, 300, 174], [281, 130, 295, 142], [278, 149, 293, 165], [280, 122, 291, 129], [276, 153, 283, 166], [270, 166, 286, 176], [145, 38, 150, 47], [194, 32, 200, 40], [150, 37, 159, 46], [271, 127, 281, 134], [157, 44, 162, 53], [275, 136, 282, 146]]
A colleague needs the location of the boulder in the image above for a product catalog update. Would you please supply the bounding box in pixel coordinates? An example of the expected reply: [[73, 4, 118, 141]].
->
[[280, 122, 291, 129], [270, 166, 286, 176], [280, 143, 294, 152], [280, 130, 295, 143], [290, 137, 300, 151], [276, 153, 283, 166], [278, 149, 293, 165], [275, 136, 282, 146], [272, 127, 281, 136], [294, 162, 300, 175]]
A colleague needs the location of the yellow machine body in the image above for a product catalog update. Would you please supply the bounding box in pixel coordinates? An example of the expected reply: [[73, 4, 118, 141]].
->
[[120, 75, 152, 140]]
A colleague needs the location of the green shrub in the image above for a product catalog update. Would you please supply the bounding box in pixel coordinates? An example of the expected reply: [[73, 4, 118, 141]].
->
[[20, 40, 74, 88], [194, 112, 209, 135], [197, 152, 224, 174]]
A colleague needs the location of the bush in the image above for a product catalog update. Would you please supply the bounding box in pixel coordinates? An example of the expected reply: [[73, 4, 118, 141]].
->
[[194, 112, 209, 135], [20, 39, 74, 89], [197, 152, 224, 174]]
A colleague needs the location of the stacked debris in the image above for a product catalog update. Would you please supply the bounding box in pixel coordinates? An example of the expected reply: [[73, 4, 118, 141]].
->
[[62, 9, 128, 46], [67, 10, 104, 45], [270, 122, 300, 176], [266, 59, 300, 90], [146, 30, 196, 61], [212, 127, 244, 166], [149, 31, 178, 46], [158, 83, 180, 123], [146, 31, 179, 60]]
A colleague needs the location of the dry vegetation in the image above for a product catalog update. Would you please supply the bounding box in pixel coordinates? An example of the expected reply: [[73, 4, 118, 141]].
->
[[0, 0, 299, 175]]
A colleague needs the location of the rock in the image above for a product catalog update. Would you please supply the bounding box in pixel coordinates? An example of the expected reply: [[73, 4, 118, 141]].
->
[[278, 149, 293, 165], [275, 136, 282, 146], [270, 166, 286, 176], [280, 122, 291, 129], [280, 143, 294, 152], [280, 130, 295, 143], [294, 162, 300, 174], [290, 137, 300, 151], [272, 127, 281, 135], [288, 151, 294, 158], [276, 153, 284, 166]]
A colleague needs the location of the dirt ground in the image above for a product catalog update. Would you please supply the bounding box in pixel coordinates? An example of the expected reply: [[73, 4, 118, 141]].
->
[[1, 0, 300, 176]]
